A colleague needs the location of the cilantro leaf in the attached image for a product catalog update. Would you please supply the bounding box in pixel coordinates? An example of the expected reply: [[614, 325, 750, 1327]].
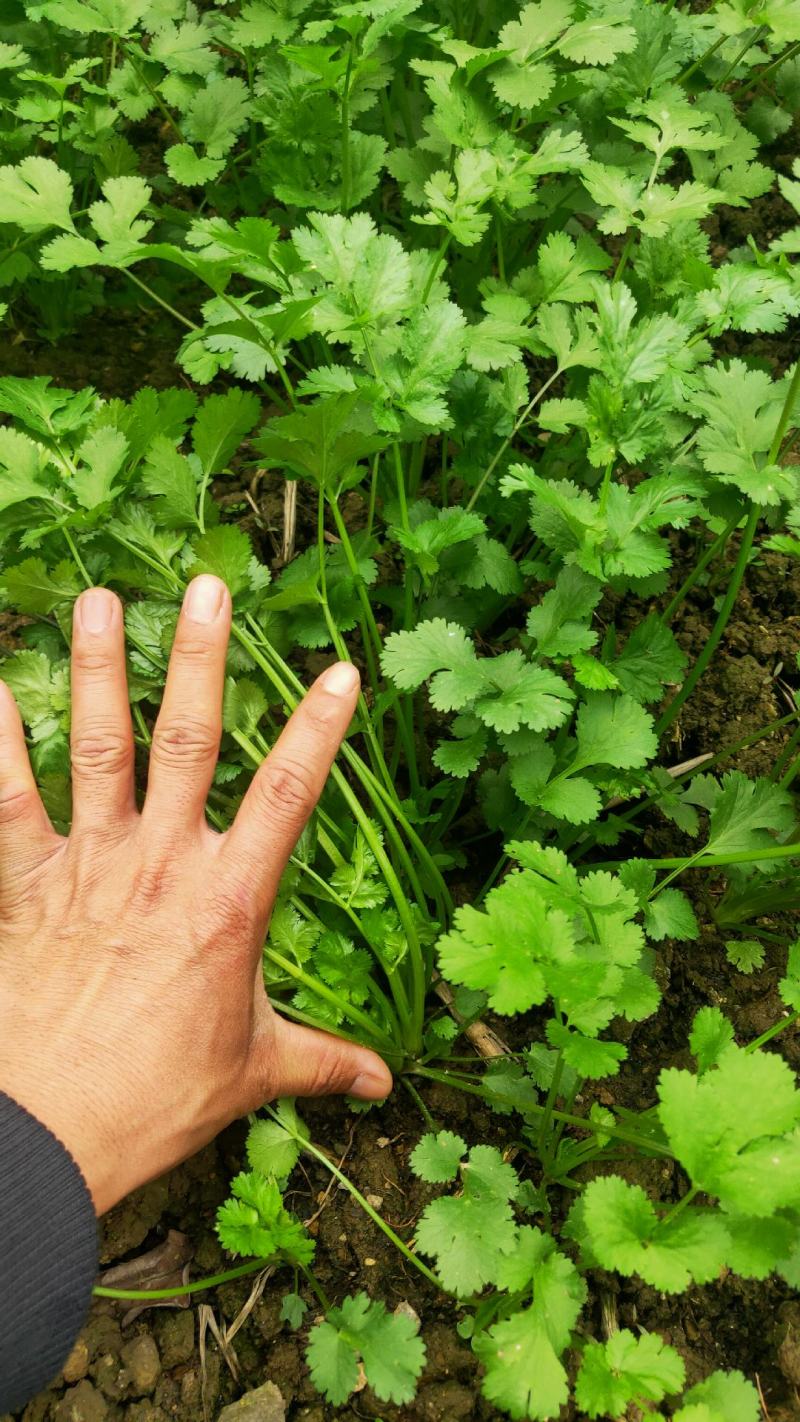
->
[[575, 1329, 685, 1418], [307, 1294, 425, 1406], [575, 692, 658, 771], [475, 1229, 586, 1421], [410, 1130, 466, 1183], [658, 1046, 800, 1215], [192, 388, 261, 476]]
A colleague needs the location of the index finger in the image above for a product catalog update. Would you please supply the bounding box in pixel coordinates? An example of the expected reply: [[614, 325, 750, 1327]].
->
[[220, 661, 360, 918]]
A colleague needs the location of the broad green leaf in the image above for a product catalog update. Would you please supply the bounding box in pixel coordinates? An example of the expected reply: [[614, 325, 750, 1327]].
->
[[575, 693, 658, 771], [307, 1294, 425, 1406], [0, 157, 74, 233], [140, 437, 199, 528], [73, 426, 128, 509], [644, 889, 699, 942], [780, 940, 800, 1010], [679, 1370, 761, 1422], [689, 1007, 735, 1073], [188, 526, 254, 597], [193, 389, 261, 476], [575, 1329, 685, 1418], [410, 1130, 466, 1183], [28, 0, 148, 33], [0, 558, 80, 615], [658, 1045, 800, 1214]]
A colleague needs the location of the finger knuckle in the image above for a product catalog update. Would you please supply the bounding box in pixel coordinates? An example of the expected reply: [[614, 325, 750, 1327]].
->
[[0, 782, 39, 827], [303, 698, 339, 734], [71, 644, 115, 678], [306, 1046, 348, 1097], [206, 882, 255, 942], [127, 855, 177, 912], [71, 726, 133, 779], [172, 633, 217, 667], [151, 716, 218, 769], [256, 758, 316, 821]]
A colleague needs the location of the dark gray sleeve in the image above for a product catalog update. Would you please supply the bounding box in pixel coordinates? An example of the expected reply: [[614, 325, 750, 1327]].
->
[[0, 1091, 98, 1412]]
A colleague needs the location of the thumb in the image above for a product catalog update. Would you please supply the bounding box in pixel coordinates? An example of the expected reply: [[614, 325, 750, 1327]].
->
[[261, 1015, 393, 1102]]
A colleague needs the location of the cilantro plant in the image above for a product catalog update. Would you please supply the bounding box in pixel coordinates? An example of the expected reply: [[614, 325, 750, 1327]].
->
[[2, 0, 800, 1414]]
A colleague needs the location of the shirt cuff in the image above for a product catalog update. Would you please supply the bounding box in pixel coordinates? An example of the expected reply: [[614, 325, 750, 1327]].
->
[[0, 1090, 98, 1412]]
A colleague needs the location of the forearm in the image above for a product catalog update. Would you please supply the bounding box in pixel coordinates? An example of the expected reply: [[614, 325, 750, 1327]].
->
[[0, 1091, 98, 1412]]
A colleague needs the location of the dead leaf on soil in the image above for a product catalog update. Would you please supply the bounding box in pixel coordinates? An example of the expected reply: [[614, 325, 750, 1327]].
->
[[97, 1229, 194, 1325]]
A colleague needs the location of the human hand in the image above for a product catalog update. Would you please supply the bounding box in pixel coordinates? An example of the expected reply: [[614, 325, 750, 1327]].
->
[[0, 576, 392, 1214]]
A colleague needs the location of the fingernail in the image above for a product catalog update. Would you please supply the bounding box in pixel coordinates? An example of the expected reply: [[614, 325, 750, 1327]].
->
[[79, 588, 115, 634], [350, 1067, 392, 1101], [320, 661, 360, 697], [184, 575, 225, 624]]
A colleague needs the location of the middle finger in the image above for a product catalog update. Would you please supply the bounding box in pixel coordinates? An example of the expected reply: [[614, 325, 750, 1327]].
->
[[142, 576, 231, 834]]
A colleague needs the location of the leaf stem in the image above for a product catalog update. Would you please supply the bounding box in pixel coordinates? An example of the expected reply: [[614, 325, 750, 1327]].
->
[[656, 505, 759, 738], [659, 517, 738, 626], [659, 1185, 698, 1229], [94, 1257, 273, 1301], [734, 39, 800, 96], [713, 24, 768, 90], [597, 842, 800, 871], [123, 269, 199, 332], [282, 1117, 446, 1291], [420, 234, 451, 305], [746, 1010, 800, 1053], [466, 368, 561, 511], [412, 1068, 673, 1157], [340, 37, 356, 212]]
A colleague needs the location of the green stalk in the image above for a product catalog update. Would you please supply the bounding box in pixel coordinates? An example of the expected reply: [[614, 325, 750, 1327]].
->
[[121, 43, 184, 141], [466, 368, 561, 511], [62, 527, 93, 587], [264, 945, 400, 1052], [746, 1010, 800, 1053], [340, 37, 356, 212], [779, 742, 800, 790], [598, 842, 800, 871], [773, 717, 800, 782], [230, 623, 426, 1053], [678, 30, 728, 84], [289, 1121, 445, 1290], [413, 1068, 674, 1157], [656, 505, 759, 737], [658, 1185, 699, 1228], [366, 452, 380, 538], [241, 618, 442, 917], [420, 234, 452, 305], [713, 24, 768, 89], [735, 39, 800, 96], [597, 458, 615, 517], [659, 517, 739, 625], [612, 232, 634, 283], [537, 1050, 565, 1156], [650, 844, 712, 897], [123, 269, 199, 333], [329, 496, 383, 696], [390, 441, 421, 798], [94, 1258, 273, 1301], [342, 742, 451, 912]]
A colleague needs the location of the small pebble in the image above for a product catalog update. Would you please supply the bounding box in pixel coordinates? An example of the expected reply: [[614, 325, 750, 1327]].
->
[[121, 1335, 161, 1395], [216, 1379, 286, 1422], [62, 1337, 90, 1383], [53, 1380, 108, 1422]]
